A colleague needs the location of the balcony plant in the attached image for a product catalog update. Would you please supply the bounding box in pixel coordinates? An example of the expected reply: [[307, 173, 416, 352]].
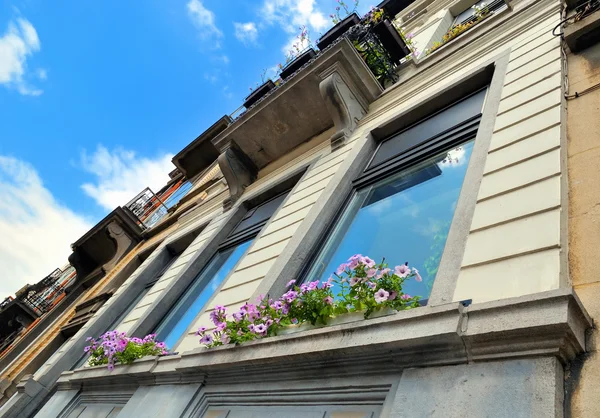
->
[[318, 1, 361, 50], [363, 7, 411, 64], [244, 70, 276, 109], [83, 331, 168, 371], [195, 254, 422, 349], [279, 26, 317, 80], [427, 2, 490, 54]]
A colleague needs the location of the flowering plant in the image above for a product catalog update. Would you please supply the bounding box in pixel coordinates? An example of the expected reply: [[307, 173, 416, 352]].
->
[[333, 255, 421, 319], [361, 6, 385, 25], [83, 331, 168, 371], [427, 2, 490, 55], [330, 0, 360, 24], [196, 254, 421, 348]]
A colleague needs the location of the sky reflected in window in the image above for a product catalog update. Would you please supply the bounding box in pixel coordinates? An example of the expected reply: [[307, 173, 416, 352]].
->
[[306, 141, 474, 301], [156, 240, 252, 349]]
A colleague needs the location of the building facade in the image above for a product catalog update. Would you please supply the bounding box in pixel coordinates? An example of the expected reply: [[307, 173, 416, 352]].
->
[[2, 0, 599, 416]]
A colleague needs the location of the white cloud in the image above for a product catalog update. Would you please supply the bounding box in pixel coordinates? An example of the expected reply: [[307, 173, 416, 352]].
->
[[80, 145, 175, 211], [234, 22, 259, 45], [0, 17, 43, 96], [281, 33, 311, 55], [0, 156, 92, 299], [438, 147, 468, 169], [262, 0, 331, 34], [186, 0, 223, 47]]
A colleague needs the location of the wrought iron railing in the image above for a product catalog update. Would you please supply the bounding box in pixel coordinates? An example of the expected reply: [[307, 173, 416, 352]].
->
[[124, 180, 193, 230], [19, 267, 74, 315]]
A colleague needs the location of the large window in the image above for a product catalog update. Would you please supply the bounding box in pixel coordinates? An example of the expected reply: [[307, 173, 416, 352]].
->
[[304, 89, 487, 302], [154, 191, 290, 349]]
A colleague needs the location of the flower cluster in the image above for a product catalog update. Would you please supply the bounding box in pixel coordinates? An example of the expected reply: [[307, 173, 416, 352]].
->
[[362, 6, 385, 25], [196, 254, 421, 349], [330, 0, 360, 24], [427, 3, 490, 55], [333, 255, 421, 319], [83, 331, 168, 371]]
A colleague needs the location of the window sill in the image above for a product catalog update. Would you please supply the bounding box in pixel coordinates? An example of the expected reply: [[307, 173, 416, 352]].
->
[[60, 289, 589, 390], [420, 7, 511, 62]]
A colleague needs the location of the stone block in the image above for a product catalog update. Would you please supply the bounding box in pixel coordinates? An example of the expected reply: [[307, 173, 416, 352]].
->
[[389, 357, 563, 418]]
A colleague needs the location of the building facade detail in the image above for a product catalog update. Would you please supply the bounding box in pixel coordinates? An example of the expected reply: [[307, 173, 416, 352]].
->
[[3, 0, 600, 416]]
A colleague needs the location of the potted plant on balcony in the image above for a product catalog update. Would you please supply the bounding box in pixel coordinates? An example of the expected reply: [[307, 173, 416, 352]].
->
[[317, 0, 361, 50], [243, 70, 276, 109], [279, 26, 318, 80], [363, 7, 411, 64]]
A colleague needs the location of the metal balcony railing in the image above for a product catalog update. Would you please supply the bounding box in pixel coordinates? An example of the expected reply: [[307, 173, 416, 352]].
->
[[124, 179, 193, 230]]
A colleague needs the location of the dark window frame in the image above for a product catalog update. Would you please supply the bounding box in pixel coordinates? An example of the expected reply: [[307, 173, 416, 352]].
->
[[297, 85, 490, 288], [152, 166, 310, 347]]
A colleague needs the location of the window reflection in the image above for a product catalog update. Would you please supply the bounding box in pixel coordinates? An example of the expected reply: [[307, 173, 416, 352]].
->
[[155, 240, 252, 349], [306, 141, 474, 301]]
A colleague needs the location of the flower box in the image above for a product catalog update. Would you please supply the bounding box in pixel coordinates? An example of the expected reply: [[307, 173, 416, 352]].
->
[[277, 307, 397, 336], [371, 19, 411, 64], [243, 79, 276, 109], [316, 13, 361, 50], [280, 48, 317, 80]]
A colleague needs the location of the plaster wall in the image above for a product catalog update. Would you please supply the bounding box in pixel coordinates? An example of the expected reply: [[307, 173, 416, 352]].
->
[[565, 40, 600, 418]]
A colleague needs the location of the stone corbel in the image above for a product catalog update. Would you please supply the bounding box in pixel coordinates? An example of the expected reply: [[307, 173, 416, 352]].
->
[[319, 63, 370, 149], [101, 220, 135, 273], [217, 142, 258, 211]]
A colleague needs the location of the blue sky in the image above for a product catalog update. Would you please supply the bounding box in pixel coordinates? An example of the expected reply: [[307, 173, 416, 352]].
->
[[0, 0, 370, 298]]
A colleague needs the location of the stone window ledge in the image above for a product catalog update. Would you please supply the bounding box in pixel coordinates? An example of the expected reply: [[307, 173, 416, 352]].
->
[[55, 288, 591, 391]]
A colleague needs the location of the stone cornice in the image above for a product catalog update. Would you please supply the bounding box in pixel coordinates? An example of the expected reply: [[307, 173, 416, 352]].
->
[[60, 289, 591, 391]]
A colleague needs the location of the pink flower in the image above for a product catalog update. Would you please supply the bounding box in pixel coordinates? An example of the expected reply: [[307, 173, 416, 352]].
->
[[349, 277, 360, 287], [286, 279, 296, 287], [401, 294, 412, 300], [395, 264, 410, 278], [323, 296, 334, 305], [377, 268, 391, 278], [336, 263, 348, 275], [221, 334, 231, 345], [367, 268, 377, 278], [367, 281, 376, 289], [413, 268, 423, 282], [216, 322, 226, 332], [199, 334, 213, 345], [195, 326, 207, 335], [374, 289, 390, 304], [388, 291, 398, 301], [363, 257, 376, 267]]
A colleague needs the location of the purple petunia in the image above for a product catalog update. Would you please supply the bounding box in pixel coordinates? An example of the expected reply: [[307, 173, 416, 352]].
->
[[374, 289, 390, 304]]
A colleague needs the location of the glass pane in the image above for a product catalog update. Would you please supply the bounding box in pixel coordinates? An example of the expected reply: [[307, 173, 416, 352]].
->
[[156, 240, 253, 349], [305, 141, 475, 301]]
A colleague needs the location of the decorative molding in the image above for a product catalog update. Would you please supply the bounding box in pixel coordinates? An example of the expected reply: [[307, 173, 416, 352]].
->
[[56, 290, 590, 393], [319, 66, 368, 149], [217, 144, 258, 210], [364, 0, 561, 127]]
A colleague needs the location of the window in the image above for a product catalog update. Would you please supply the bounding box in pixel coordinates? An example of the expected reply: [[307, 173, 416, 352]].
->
[[154, 191, 290, 349], [453, 0, 507, 27], [303, 89, 487, 302], [72, 252, 181, 369]]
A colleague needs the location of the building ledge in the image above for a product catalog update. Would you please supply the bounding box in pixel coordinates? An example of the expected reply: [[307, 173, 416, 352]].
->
[[564, 8, 600, 52], [59, 288, 590, 390]]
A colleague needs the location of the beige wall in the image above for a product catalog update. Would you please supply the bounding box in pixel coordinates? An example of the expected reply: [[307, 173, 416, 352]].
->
[[566, 41, 600, 418]]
